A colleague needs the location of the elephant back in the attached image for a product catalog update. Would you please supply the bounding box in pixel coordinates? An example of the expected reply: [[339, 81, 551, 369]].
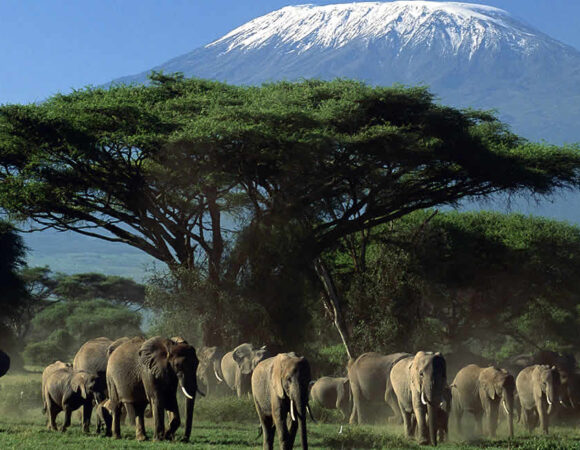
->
[[73, 337, 113, 375]]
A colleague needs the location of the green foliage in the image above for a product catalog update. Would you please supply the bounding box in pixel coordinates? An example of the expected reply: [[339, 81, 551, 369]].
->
[[23, 298, 142, 365], [331, 210, 580, 359], [2, 76, 580, 347]]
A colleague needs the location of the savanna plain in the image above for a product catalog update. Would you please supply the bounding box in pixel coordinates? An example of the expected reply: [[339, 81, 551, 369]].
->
[[1, 371, 579, 449]]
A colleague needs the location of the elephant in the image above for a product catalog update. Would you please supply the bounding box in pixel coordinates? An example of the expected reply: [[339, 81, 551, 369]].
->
[[42, 363, 100, 432], [434, 385, 452, 443], [389, 351, 447, 446], [444, 349, 491, 381], [221, 343, 269, 397], [451, 364, 515, 438], [503, 350, 575, 409], [516, 364, 560, 434], [310, 376, 351, 420], [72, 336, 112, 432], [252, 352, 312, 450], [95, 399, 113, 435], [348, 351, 411, 424], [106, 336, 201, 441], [197, 346, 226, 397], [0, 349, 10, 377]]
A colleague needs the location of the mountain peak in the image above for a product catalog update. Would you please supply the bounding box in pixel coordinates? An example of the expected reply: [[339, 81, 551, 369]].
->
[[209, 1, 537, 56], [113, 1, 580, 144]]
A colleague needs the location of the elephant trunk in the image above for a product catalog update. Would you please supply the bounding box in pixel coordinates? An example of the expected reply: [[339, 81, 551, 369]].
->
[[178, 373, 197, 442], [294, 395, 308, 450], [502, 388, 514, 438], [427, 403, 437, 446]]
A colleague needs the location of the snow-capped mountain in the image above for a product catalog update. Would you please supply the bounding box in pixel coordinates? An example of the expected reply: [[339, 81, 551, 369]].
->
[[115, 1, 580, 144]]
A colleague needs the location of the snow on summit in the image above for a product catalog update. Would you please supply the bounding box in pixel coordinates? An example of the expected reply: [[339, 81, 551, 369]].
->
[[209, 1, 543, 57]]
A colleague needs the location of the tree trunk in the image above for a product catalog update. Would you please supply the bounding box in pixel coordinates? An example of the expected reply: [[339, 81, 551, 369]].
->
[[314, 258, 353, 360]]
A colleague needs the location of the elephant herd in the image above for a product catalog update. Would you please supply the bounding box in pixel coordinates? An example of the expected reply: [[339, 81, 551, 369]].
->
[[308, 349, 577, 446], [35, 336, 580, 448], [39, 337, 313, 449]]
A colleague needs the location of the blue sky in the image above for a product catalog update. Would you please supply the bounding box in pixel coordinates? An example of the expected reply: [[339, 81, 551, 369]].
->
[[1, 0, 579, 105]]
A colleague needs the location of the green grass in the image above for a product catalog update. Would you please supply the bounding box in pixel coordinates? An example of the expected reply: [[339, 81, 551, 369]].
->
[[2, 371, 580, 448]]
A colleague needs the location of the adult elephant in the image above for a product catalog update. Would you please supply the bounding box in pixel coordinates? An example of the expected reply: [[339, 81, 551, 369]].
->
[[452, 364, 515, 438], [221, 343, 268, 397], [72, 336, 112, 432], [252, 352, 312, 450], [516, 364, 560, 434], [348, 351, 410, 425], [197, 346, 226, 397], [107, 336, 201, 441], [0, 349, 10, 377], [389, 351, 447, 446], [42, 363, 100, 432], [310, 376, 351, 420]]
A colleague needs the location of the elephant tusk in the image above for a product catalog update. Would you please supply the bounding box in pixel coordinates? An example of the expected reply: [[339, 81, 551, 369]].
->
[[571, 398, 576, 409], [196, 387, 206, 397], [503, 399, 509, 415], [421, 391, 428, 406], [560, 400, 568, 408], [181, 386, 194, 400], [214, 368, 224, 383], [546, 394, 552, 406], [307, 404, 317, 423], [290, 400, 297, 422]]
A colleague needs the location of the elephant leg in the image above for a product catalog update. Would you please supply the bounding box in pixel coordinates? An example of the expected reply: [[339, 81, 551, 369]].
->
[[61, 407, 72, 432], [47, 402, 59, 431], [355, 397, 372, 424], [349, 384, 360, 424], [349, 400, 358, 425], [523, 408, 535, 433], [455, 408, 463, 436], [151, 399, 165, 441], [164, 397, 181, 440], [126, 403, 146, 441], [386, 388, 403, 425], [413, 406, 428, 445], [288, 417, 298, 448], [260, 415, 275, 450], [273, 404, 290, 450], [488, 404, 499, 437], [473, 410, 483, 436], [537, 400, 549, 434], [111, 402, 122, 439], [401, 407, 413, 438], [82, 400, 93, 433]]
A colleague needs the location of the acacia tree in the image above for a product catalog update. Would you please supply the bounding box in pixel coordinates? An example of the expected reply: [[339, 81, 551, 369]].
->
[[332, 210, 580, 359], [1, 75, 580, 349]]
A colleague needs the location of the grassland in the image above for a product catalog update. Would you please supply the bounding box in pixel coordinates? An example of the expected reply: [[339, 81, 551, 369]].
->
[[1, 371, 580, 449]]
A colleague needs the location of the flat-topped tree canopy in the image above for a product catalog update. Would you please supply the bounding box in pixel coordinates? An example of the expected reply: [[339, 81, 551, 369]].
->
[[1, 74, 579, 275]]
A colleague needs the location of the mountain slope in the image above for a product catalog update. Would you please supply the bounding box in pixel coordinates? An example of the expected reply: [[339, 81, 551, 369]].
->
[[115, 1, 580, 144]]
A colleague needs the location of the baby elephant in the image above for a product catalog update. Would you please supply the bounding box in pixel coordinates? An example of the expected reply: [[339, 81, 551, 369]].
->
[[42, 362, 99, 432], [310, 376, 351, 420], [95, 399, 113, 436]]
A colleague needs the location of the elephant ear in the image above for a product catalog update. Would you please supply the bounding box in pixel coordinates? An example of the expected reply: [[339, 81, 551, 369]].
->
[[139, 336, 172, 379], [482, 381, 496, 400], [71, 371, 88, 399], [233, 345, 254, 374], [272, 354, 287, 399]]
